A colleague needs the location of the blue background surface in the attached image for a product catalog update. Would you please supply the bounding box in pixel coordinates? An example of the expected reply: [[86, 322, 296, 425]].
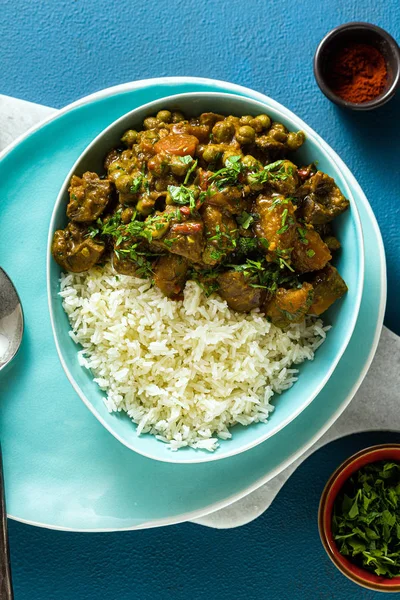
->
[[1, 0, 399, 597]]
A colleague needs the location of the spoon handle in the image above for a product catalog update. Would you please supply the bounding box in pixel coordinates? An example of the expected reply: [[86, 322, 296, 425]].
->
[[0, 448, 13, 599]]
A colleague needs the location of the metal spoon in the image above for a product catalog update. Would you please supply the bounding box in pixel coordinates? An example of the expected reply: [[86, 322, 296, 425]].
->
[[0, 267, 24, 600], [0, 268, 24, 373]]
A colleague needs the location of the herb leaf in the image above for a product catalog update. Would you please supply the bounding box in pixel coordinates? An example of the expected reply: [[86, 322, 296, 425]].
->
[[237, 211, 255, 230], [184, 158, 198, 185], [248, 160, 291, 185], [179, 155, 193, 165], [130, 175, 143, 194], [209, 155, 243, 189], [168, 185, 196, 210], [333, 461, 400, 578]]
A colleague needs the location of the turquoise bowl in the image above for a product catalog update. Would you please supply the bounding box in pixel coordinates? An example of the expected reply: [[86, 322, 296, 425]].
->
[[47, 92, 364, 463]]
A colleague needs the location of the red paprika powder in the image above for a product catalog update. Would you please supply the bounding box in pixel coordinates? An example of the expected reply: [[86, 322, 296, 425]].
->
[[327, 43, 387, 103]]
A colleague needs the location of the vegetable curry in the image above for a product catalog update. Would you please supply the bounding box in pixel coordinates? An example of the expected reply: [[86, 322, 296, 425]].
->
[[52, 109, 348, 327]]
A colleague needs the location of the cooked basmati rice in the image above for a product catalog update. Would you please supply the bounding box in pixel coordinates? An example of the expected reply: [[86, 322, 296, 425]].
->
[[60, 263, 328, 451]]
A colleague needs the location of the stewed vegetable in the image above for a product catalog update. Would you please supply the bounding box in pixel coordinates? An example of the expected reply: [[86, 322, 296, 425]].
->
[[52, 109, 348, 326]]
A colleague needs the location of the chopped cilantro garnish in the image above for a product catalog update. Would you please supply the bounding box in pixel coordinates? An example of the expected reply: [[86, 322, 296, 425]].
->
[[130, 175, 143, 194], [237, 211, 254, 230], [210, 249, 223, 261], [189, 267, 220, 296], [230, 257, 298, 292], [209, 155, 243, 189], [333, 461, 400, 578], [87, 224, 100, 238], [168, 185, 196, 210], [184, 159, 198, 185], [179, 155, 193, 165], [237, 237, 259, 256], [275, 248, 295, 272], [277, 224, 289, 235], [297, 227, 309, 245], [248, 160, 292, 185]]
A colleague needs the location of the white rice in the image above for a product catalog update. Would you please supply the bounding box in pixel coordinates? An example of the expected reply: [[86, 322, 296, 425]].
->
[[60, 263, 328, 451]]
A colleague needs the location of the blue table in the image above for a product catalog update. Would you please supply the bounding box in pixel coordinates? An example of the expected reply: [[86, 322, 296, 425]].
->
[[2, 0, 399, 597]]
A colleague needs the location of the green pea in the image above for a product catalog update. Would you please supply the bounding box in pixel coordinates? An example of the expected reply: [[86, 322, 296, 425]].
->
[[121, 207, 134, 224], [157, 110, 172, 123], [139, 130, 159, 144], [242, 155, 260, 169], [236, 125, 256, 144], [121, 129, 138, 147], [212, 120, 235, 142], [255, 114, 271, 130], [286, 131, 306, 151], [143, 116, 159, 130], [225, 115, 241, 127], [239, 115, 253, 126], [136, 196, 155, 215], [203, 145, 222, 162], [268, 123, 288, 143], [115, 174, 133, 193], [249, 118, 263, 133], [172, 111, 185, 123], [108, 161, 124, 175]]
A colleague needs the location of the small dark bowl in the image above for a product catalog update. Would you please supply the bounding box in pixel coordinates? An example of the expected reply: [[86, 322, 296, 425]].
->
[[319, 444, 400, 592], [314, 22, 400, 110]]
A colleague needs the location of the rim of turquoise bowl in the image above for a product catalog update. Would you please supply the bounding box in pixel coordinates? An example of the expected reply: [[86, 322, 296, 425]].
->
[[319, 445, 400, 592], [47, 91, 364, 464]]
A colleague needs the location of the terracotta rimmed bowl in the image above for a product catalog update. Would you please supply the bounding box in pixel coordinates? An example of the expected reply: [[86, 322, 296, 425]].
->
[[319, 444, 400, 592]]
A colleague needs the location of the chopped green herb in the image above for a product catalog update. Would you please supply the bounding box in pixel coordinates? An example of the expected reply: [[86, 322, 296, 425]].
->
[[114, 242, 157, 278], [248, 160, 292, 185], [229, 257, 298, 292], [207, 224, 221, 241], [126, 217, 151, 242], [209, 155, 243, 189], [237, 211, 254, 230], [87, 224, 100, 238], [236, 237, 259, 256], [264, 160, 286, 172], [100, 211, 123, 237], [278, 257, 293, 271], [297, 227, 309, 245], [179, 155, 193, 165], [333, 461, 400, 578], [210, 249, 223, 261], [184, 159, 198, 185], [277, 224, 289, 235], [189, 267, 220, 296], [268, 197, 290, 211], [168, 185, 196, 210], [163, 238, 178, 249], [275, 248, 294, 272], [130, 175, 143, 194], [306, 249, 315, 258]]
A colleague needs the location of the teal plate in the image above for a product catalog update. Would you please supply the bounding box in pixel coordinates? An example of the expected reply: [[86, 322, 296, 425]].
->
[[0, 79, 385, 530]]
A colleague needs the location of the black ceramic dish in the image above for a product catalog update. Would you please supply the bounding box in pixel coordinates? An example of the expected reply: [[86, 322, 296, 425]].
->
[[314, 22, 400, 110]]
